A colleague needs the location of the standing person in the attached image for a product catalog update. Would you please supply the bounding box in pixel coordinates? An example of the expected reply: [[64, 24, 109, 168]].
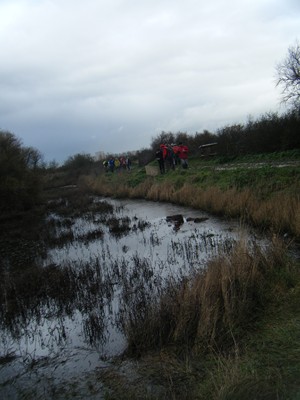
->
[[166, 144, 175, 171], [172, 144, 180, 166], [108, 157, 115, 172], [114, 157, 120, 173], [103, 159, 109, 172], [120, 156, 127, 171], [178, 142, 189, 169], [155, 146, 165, 174], [126, 157, 131, 171]]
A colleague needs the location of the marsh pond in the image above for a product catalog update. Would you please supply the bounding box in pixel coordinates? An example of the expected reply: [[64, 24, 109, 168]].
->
[[0, 195, 268, 399]]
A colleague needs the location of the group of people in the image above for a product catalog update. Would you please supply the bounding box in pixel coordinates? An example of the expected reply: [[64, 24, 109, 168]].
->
[[155, 143, 189, 174], [103, 156, 131, 173]]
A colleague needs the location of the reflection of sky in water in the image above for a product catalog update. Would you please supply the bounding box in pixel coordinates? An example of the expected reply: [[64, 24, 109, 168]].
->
[[47, 198, 242, 274], [0, 198, 255, 397]]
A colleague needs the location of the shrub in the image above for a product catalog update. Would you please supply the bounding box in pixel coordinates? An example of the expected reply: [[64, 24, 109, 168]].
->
[[0, 131, 43, 213]]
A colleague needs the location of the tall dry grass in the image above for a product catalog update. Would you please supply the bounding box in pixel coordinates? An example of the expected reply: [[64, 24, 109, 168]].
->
[[84, 175, 300, 237], [121, 238, 295, 356], [173, 184, 300, 237], [79, 175, 131, 198]]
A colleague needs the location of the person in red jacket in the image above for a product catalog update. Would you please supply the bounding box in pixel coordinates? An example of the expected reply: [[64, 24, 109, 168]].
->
[[172, 144, 180, 166], [178, 142, 189, 169], [160, 144, 168, 160]]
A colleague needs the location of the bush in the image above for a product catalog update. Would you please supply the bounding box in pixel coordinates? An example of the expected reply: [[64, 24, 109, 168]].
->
[[0, 131, 43, 213]]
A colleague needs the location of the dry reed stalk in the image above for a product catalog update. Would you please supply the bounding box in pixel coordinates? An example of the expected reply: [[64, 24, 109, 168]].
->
[[91, 177, 129, 198], [86, 175, 113, 196], [123, 238, 293, 356], [156, 181, 177, 202], [130, 179, 154, 198], [273, 193, 300, 235], [115, 184, 132, 198], [172, 184, 196, 206], [145, 183, 163, 201], [249, 192, 300, 235], [165, 183, 299, 236], [86, 176, 300, 237], [173, 185, 246, 216]]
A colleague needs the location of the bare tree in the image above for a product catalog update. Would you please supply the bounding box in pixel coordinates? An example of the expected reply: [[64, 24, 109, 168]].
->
[[276, 40, 300, 109], [23, 146, 43, 169]]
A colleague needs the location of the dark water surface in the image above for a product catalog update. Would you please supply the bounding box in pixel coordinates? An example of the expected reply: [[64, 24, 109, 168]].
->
[[0, 197, 262, 399]]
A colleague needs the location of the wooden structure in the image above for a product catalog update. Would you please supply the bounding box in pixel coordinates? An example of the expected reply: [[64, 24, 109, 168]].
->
[[145, 165, 159, 176], [199, 142, 218, 157]]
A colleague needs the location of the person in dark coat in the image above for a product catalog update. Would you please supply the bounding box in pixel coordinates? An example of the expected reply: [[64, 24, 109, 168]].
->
[[155, 147, 165, 174]]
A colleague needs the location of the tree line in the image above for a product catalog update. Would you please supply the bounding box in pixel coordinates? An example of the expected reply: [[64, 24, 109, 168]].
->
[[1, 108, 299, 213], [136, 107, 300, 165], [137, 39, 300, 165]]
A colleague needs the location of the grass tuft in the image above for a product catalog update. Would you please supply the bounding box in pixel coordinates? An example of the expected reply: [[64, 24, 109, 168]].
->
[[121, 238, 297, 356]]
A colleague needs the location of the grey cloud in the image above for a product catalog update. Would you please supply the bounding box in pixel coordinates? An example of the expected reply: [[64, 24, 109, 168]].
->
[[0, 0, 298, 162]]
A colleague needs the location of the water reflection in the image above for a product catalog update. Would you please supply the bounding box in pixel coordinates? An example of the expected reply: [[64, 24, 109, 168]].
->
[[0, 197, 252, 397]]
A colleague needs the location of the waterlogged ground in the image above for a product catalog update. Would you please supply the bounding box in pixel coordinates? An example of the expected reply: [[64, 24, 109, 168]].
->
[[0, 196, 262, 399]]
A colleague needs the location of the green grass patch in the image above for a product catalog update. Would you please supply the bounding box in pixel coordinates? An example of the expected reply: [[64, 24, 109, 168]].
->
[[131, 154, 300, 194], [196, 282, 300, 400]]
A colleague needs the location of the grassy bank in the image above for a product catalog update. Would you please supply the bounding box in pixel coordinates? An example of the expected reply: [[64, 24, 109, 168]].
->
[[71, 151, 300, 399], [80, 151, 300, 239], [99, 238, 300, 400]]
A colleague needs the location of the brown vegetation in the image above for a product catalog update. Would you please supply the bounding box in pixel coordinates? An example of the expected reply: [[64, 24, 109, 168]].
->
[[120, 237, 296, 357], [83, 177, 300, 238]]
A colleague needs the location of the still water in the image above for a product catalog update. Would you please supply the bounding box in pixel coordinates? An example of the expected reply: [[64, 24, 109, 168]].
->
[[0, 197, 259, 399]]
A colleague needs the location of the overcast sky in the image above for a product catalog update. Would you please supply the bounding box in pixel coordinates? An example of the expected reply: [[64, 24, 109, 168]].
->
[[0, 0, 299, 163]]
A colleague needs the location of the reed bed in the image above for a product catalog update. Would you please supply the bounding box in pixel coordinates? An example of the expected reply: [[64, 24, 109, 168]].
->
[[86, 175, 300, 238], [120, 237, 296, 356]]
